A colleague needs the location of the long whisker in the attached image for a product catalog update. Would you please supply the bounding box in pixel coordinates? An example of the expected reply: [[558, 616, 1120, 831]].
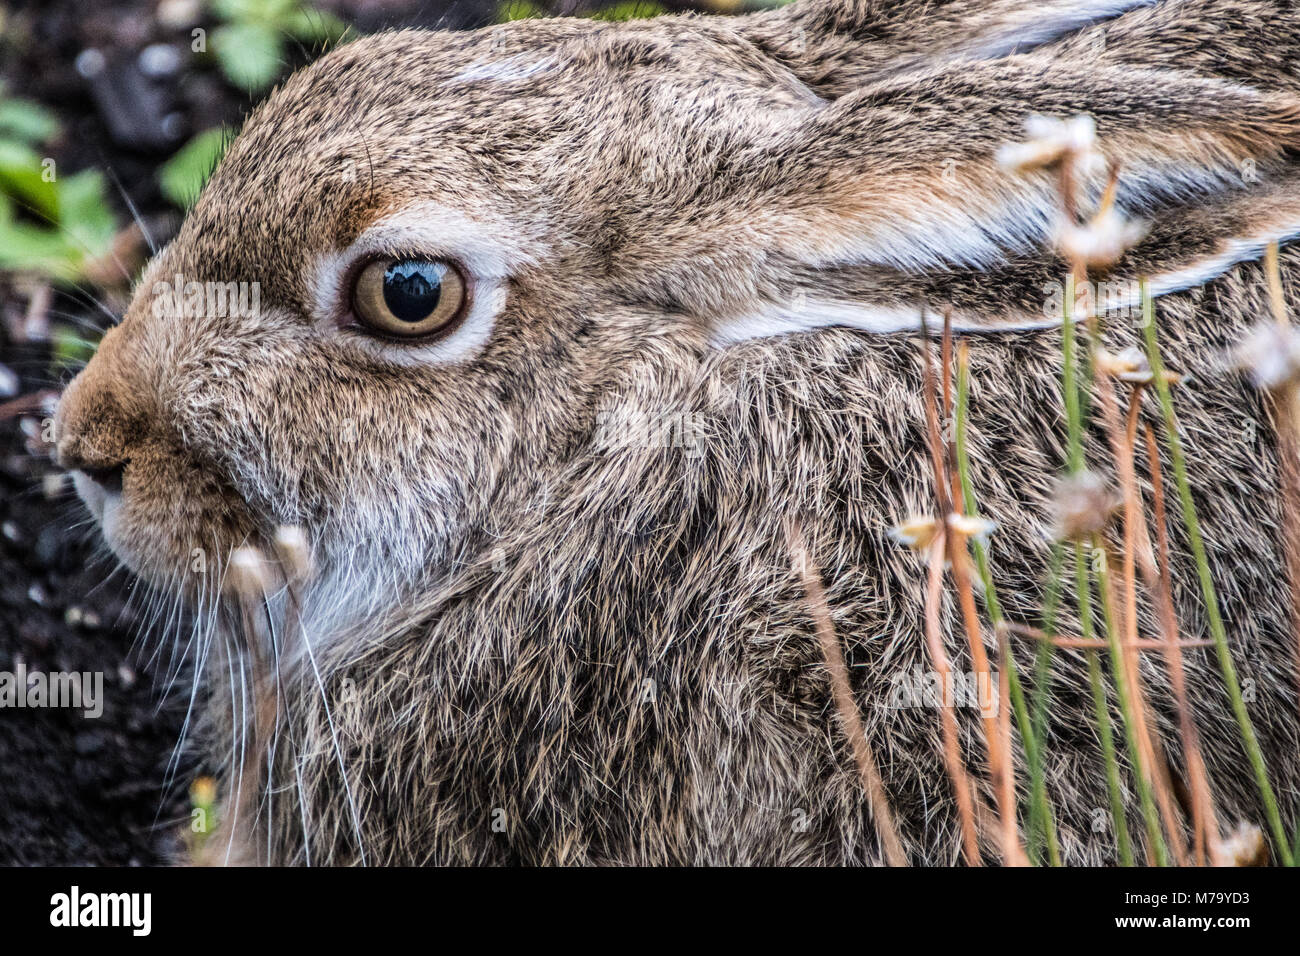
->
[[102, 161, 158, 256], [298, 602, 368, 866]]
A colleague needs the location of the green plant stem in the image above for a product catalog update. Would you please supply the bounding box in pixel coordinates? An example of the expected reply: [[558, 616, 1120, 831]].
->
[[1031, 546, 1064, 759], [1063, 272, 1086, 473], [1075, 546, 1134, 866], [1139, 280, 1293, 865], [955, 351, 1060, 866], [1061, 271, 1137, 864], [1092, 540, 1169, 866]]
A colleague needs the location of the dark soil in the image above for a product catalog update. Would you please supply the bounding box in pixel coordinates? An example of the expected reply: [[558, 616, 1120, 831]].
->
[[0, 418, 195, 865]]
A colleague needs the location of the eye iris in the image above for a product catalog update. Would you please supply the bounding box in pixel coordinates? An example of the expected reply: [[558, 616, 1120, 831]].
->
[[382, 260, 443, 323]]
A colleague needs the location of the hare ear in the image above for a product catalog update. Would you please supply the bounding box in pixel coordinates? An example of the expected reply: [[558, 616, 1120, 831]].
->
[[707, 57, 1300, 345], [738, 0, 1161, 94]]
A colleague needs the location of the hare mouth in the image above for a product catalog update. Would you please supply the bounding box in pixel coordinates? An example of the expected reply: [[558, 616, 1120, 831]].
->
[[72, 470, 150, 586], [72, 470, 122, 538], [71, 463, 252, 601]]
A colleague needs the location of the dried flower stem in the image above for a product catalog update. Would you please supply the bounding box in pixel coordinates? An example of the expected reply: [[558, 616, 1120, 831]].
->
[[937, 324, 1027, 866], [1094, 372, 1187, 865], [1089, 335, 1184, 862], [956, 343, 1061, 865], [924, 531, 983, 865], [207, 547, 280, 866], [1058, 264, 1138, 862], [922, 318, 1025, 865], [1054, 143, 1175, 863], [917, 315, 982, 863], [1267, 241, 1288, 330], [1092, 536, 1170, 865], [1000, 620, 1211, 650], [1076, 545, 1135, 866], [787, 522, 907, 866], [947, 524, 1028, 866], [1141, 424, 1219, 865]]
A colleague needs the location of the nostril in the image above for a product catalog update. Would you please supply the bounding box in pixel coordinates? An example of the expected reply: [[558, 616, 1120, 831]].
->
[[78, 463, 125, 494]]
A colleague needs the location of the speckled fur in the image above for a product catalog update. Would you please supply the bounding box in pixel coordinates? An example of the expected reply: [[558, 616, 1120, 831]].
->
[[56, 0, 1300, 864]]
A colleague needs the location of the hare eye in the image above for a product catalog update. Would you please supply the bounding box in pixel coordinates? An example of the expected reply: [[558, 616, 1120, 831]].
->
[[351, 257, 467, 338]]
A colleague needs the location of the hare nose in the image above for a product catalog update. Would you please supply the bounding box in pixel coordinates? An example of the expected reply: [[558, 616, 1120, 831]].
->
[[55, 430, 128, 489], [54, 328, 139, 489], [74, 461, 125, 494]]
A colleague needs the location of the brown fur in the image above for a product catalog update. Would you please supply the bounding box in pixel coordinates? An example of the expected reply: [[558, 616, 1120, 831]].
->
[[55, 0, 1300, 863]]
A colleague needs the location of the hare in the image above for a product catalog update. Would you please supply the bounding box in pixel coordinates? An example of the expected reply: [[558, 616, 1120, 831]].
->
[[54, 0, 1300, 864]]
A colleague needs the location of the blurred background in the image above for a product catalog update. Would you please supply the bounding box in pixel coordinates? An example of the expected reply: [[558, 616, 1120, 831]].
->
[[0, 0, 769, 865]]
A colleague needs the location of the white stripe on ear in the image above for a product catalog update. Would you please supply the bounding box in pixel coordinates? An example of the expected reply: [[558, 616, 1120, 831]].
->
[[833, 0, 1165, 84], [949, 0, 1161, 63], [709, 217, 1300, 346], [813, 158, 1260, 275], [708, 296, 1070, 345], [1147, 219, 1300, 299], [709, 300, 939, 346], [812, 190, 1057, 272]]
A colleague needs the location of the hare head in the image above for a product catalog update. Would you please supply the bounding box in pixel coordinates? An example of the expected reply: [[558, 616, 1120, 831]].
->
[[55, 0, 1300, 623]]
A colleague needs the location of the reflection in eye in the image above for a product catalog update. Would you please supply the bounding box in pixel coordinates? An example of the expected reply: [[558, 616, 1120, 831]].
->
[[352, 257, 467, 338]]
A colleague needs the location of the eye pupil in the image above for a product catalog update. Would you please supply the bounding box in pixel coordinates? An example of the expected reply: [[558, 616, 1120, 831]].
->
[[352, 255, 466, 339], [382, 260, 443, 323]]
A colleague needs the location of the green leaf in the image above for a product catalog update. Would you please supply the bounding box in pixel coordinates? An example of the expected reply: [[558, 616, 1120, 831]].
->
[[159, 127, 231, 208], [589, 1, 667, 20], [58, 170, 117, 259], [0, 219, 81, 280], [282, 8, 348, 43], [209, 0, 275, 23], [0, 116, 118, 283], [0, 138, 59, 220], [51, 324, 101, 369], [0, 98, 58, 144], [498, 0, 546, 21], [213, 22, 284, 91]]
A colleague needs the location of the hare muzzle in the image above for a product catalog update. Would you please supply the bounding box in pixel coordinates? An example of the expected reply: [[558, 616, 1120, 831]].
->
[[56, 315, 258, 595]]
